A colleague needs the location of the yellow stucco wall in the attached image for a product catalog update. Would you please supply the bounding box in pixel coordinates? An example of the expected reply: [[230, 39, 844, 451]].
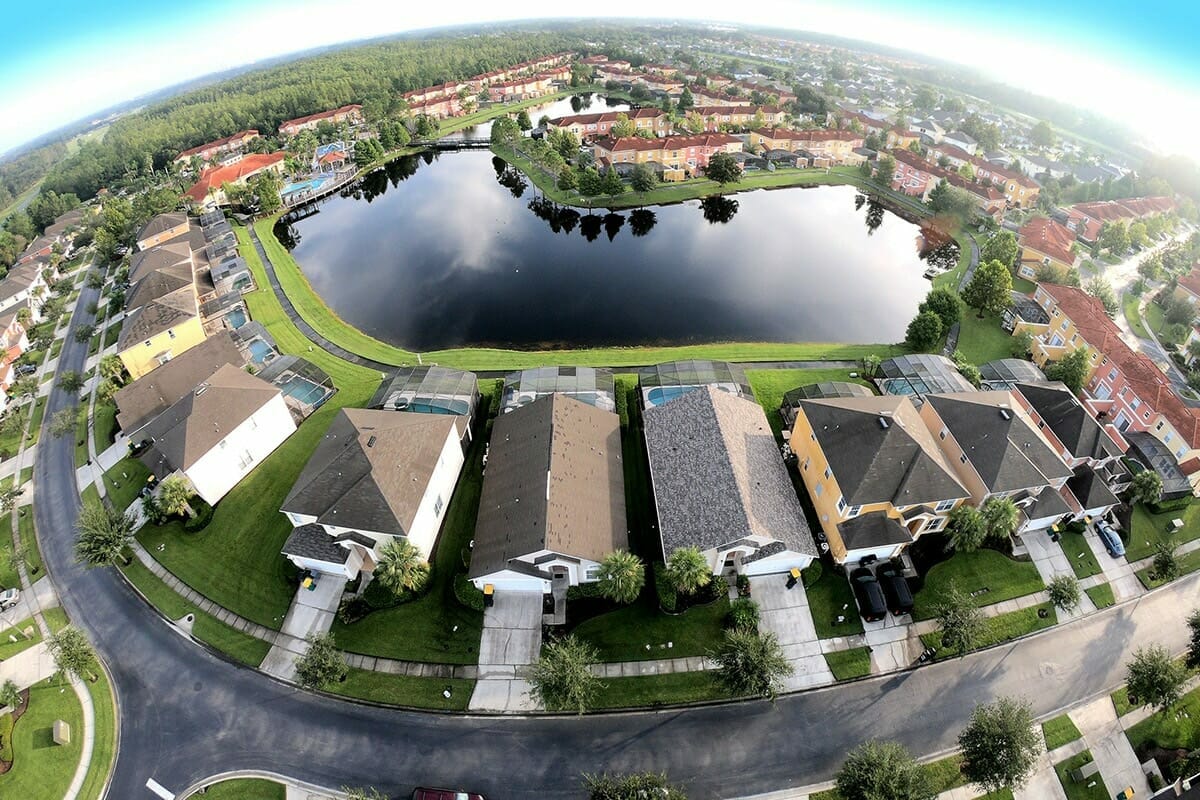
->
[[118, 316, 206, 380]]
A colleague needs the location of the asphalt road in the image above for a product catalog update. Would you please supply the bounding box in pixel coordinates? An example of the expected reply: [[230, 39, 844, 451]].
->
[[35, 266, 1200, 800]]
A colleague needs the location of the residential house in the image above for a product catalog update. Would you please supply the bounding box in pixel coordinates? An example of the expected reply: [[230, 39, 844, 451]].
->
[[691, 89, 754, 107], [368, 365, 479, 444], [15, 234, 57, 265], [689, 106, 785, 131], [548, 109, 670, 141], [1065, 197, 1175, 243], [748, 128, 863, 163], [277, 104, 364, 137], [644, 386, 817, 576], [913, 118, 945, 143], [593, 134, 743, 177], [486, 77, 553, 103], [0, 309, 29, 412], [183, 152, 287, 210], [1175, 266, 1200, 306], [135, 213, 190, 251], [117, 236, 206, 380], [834, 109, 888, 138], [280, 408, 466, 579], [469, 394, 626, 593], [173, 130, 260, 166], [790, 394, 968, 564], [885, 127, 921, 150], [501, 366, 616, 414], [942, 131, 978, 155], [890, 148, 939, 199], [0, 261, 50, 321], [1017, 217, 1077, 281], [139, 363, 296, 505]]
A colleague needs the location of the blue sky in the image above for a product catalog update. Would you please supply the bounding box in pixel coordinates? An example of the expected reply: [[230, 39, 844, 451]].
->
[[1, 0, 1198, 155]]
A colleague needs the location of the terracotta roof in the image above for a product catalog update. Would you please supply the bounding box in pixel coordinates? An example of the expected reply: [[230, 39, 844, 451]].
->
[[550, 108, 663, 127], [752, 127, 861, 142], [692, 105, 781, 116], [176, 130, 259, 161], [278, 104, 362, 131], [1179, 267, 1200, 300], [594, 133, 741, 153], [184, 153, 285, 203], [1020, 217, 1077, 265]]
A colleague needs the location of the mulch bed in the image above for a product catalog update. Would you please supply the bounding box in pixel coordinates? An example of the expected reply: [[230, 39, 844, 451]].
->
[[0, 687, 31, 774]]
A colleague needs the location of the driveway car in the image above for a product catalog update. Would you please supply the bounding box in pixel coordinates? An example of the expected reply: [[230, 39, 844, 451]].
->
[[1095, 520, 1125, 558], [850, 567, 886, 622], [413, 790, 485, 800], [0, 588, 19, 611], [877, 564, 914, 616]]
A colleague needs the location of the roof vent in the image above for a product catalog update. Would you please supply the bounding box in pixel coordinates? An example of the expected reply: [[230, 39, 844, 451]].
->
[[366, 435, 376, 448], [195, 382, 209, 396], [878, 416, 890, 429], [999, 408, 1011, 420]]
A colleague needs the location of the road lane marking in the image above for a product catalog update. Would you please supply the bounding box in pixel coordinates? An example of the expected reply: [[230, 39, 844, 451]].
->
[[146, 778, 174, 799]]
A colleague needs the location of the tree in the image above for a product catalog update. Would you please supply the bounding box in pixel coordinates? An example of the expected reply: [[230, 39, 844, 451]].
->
[[1044, 347, 1090, 393], [980, 497, 1019, 542], [0, 678, 20, 710], [1085, 277, 1118, 317], [374, 538, 430, 595], [947, 505, 986, 553], [556, 165, 577, 192], [1153, 539, 1180, 583], [980, 231, 1019, 270], [630, 163, 657, 193], [961, 259, 1013, 318], [596, 550, 645, 605], [958, 697, 1040, 793], [704, 152, 741, 185], [1185, 609, 1200, 670], [873, 154, 896, 188], [1046, 574, 1080, 613], [49, 407, 78, 438], [157, 475, 197, 519], [1127, 644, 1187, 711], [933, 584, 985, 657], [835, 740, 936, 800], [99, 354, 127, 384], [8, 376, 37, 401], [584, 772, 687, 800], [577, 167, 602, 196], [1129, 221, 1150, 249], [1099, 221, 1129, 254], [47, 626, 99, 683], [340, 788, 388, 800], [665, 546, 711, 596], [678, 85, 694, 111], [0, 485, 22, 513], [58, 370, 85, 393], [904, 310, 943, 352], [927, 181, 977, 223], [294, 633, 347, 690], [1130, 470, 1163, 506], [74, 323, 95, 343], [515, 110, 532, 131], [711, 628, 792, 700], [1166, 296, 1198, 327], [1030, 120, 1055, 149], [529, 636, 600, 713], [610, 113, 636, 138], [74, 499, 135, 567], [251, 170, 283, 214], [919, 286, 964, 331], [599, 167, 625, 197]]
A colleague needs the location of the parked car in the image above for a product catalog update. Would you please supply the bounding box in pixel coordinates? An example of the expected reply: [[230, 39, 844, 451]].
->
[[13, 363, 36, 377], [877, 564, 914, 616], [0, 588, 19, 611], [413, 790, 485, 800], [850, 567, 886, 622], [1095, 520, 1125, 557]]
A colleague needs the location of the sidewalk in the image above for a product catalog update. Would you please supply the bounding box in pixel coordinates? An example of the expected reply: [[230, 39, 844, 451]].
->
[[1071, 696, 1151, 798]]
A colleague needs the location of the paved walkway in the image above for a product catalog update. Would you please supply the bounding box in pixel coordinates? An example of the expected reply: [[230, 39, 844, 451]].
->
[[1071, 696, 1151, 798], [469, 590, 542, 712], [751, 575, 833, 690], [1024, 528, 1097, 618]]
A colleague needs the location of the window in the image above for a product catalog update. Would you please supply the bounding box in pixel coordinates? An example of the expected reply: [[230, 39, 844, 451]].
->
[[236, 450, 253, 470], [1177, 446, 1187, 459], [1108, 368, 1118, 381], [1165, 432, 1173, 444], [1156, 421, 1165, 431], [434, 495, 444, 516], [1144, 411, 1151, 420], [848, 505, 862, 518], [823, 466, 832, 479], [836, 496, 847, 513], [939, 427, 947, 440], [935, 499, 956, 512], [144, 340, 152, 347], [1060, 320, 1069, 331], [960, 454, 968, 464], [168, 329, 176, 340], [1130, 397, 1140, 410], [801, 458, 809, 472], [814, 483, 824, 498]]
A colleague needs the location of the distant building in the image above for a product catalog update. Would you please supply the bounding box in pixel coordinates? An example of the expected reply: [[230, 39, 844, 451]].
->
[[277, 104, 364, 137], [173, 130, 260, 166], [183, 153, 287, 210]]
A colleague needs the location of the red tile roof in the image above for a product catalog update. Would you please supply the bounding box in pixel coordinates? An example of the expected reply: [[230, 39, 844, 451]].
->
[[176, 130, 259, 161], [1179, 267, 1200, 300], [279, 104, 362, 131], [184, 152, 286, 203], [752, 127, 861, 142], [692, 106, 782, 117], [1020, 217, 1077, 265], [594, 133, 741, 153], [1071, 196, 1174, 223], [1042, 283, 1200, 448]]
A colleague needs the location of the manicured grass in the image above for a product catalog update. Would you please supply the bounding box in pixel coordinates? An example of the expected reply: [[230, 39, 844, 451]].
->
[[955, 312, 1013, 366], [0, 615, 41, 660], [18, 466, 31, 486], [73, 406, 90, 468], [1111, 685, 1142, 717], [911, 549, 1045, 621], [0, 402, 28, 456], [1126, 499, 1200, 562], [190, 779, 285, 800], [49, 339, 63, 360], [591, 672, 729, 709], [1145, 300, 1188, 345], [1124, 294, 1150, 338], [1054, 750, 1109, 800], [16, 509, 42, 579], [0, 677, 84, 799], [1138, 547, 1200, 589], [0, 511, 16, 589], [102, 325, 120, 350], [119, 558, 271, 667], [1085, 583, 1116, 609], [809, 755, 965, 800], [329, 413, 488, 664], [921, 603, 1057, 658], [825, 646, 872, 681], [804, 563, 864, 639], [572, 595, 731, 662], [325, 668, 473, 711], [101, 456, 150, 514], [25, 396, 46, 446], [1042, 713, 1083, 750], [1060, 530, 1103, 579], [78, 664, 117, 800], [746, 368, 875, 440], [81, 483, 100, 507], [1012, 276, 1037, 294], [932, 230, 977, 293], [1127, 682, 1200, 753], [92, 400, 118, 449], [43, 606, 69, 633]]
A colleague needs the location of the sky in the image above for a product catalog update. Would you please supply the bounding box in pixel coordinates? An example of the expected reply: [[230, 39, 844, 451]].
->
[[1, 0, 1198, 157]]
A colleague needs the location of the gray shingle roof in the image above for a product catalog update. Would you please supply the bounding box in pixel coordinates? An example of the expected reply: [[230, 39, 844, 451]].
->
[[137, 213, 188, 243], [1014, 382, 1123, 461], [1067, 465, 1120, 511], [644, 386, 815, 558], [1025, 486, 1074, 521], [281, 523, 350, 565], [839, 512, 913, 550]]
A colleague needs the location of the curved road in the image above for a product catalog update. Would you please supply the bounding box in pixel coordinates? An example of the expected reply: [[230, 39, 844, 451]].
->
[[37, 265, 1200, 800]]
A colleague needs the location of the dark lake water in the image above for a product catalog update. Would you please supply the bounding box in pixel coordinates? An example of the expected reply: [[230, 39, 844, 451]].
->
[[276, 150, 956, 351], [440, 92, 630, 141]]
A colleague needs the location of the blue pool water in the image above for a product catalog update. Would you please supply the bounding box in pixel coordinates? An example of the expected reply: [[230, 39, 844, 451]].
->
[[247, 339, 274, 365], [398, 399, 471, 415], [226, 308, 247, 328], [281, 177, 329, 197], [279, 375, 328, 406], [645, 386, 692, 407]]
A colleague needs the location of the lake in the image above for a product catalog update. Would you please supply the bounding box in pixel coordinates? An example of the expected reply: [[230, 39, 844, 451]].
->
[[276, 151, 956, 351], [439, 92, 630, 141]]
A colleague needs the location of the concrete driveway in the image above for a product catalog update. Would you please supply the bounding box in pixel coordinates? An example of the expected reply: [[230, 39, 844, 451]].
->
[[1082, 525, 1146, 601], [469, 590, 543, 712], [1024, 529, 1096, 617], [261, 574, 347, 681], [751, 574, 833, 691], [1072, 697, 1151, 798]]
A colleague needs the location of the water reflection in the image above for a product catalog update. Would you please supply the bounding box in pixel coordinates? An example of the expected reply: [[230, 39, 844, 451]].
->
[[277, 150, 955, 350]]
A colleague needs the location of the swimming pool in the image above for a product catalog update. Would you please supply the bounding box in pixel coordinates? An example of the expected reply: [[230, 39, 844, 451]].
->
[[281, 177, 329, 197], [279, 375, 329, 406], [247, 339, 274, 365], [396, 399, 471, 415], [226, 308, 247, 329], [644, 386, 694, 407]]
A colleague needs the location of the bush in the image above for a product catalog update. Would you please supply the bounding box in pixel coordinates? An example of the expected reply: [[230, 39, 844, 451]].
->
[[362, 577, 418, 610], [1149, 496, 1192, 514], [653, 562, 677, 612], [802, 562, 823, 589], [182, 498, 214, 532], [337, 596, 371, 625], [727, 598, 760, 631], [1149, 772, 1165, 792], [566, 582, 607, 601], [736, 574, 751, 597], [454, 573, 485, 612]]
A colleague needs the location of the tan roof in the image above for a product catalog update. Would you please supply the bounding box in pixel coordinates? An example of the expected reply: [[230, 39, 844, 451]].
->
[[115, 332, 245, 436], [139, 364, 281, 473], [471, 394, 626, 579], [130, 241, 192, 283], [282, 408, 464, 536]]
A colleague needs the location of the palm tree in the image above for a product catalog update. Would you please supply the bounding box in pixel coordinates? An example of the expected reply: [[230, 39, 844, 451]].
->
[[74, 500, 135, 567], [99, 355, 127, 385], [596, 550, 645, 604], [980, 497, 1020, 543], [374, 539, 429, 595], [665, 547, 711, 596], [157, 475, 196, 518], [0, 678, 20, 710]]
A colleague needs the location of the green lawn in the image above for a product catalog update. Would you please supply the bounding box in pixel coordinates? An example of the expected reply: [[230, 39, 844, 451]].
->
[[912, 549, 1046, 621], [119, 558, 271, 667], [26, 396, 47, 446], [1054, 751, 1109, 800], [0, 615, 41, 660], [1060, 530, 1103, 579], [43, 606, 68, 633], [0, 402, 28, 457], [803, 562, 864, 639], [1111, 685, 1142, 717], [825, 647, 872, 681], [921, 603, 1057, 658], [1127, 682, 1200, 753], [102, 325, 120, 350], [932, 230, 977, 293], [73, 407, 90, 468], [324, 668, 473, 711], [78, 664, 117, 800], [746, 368, 875, 440], [1126, 499, 1200, 562], [16, 509, 42, 579], [1012, 276, 1037, 294], [1085, 583, 1116, 609], [0, 511, 16, 588], [0, 678, 83, 800], [329, 425, 487, 664], [1042, 713, 1083, 750], [189, 779, 285, 800], [1138, 547, 1200, 589], [810, 755, 966, 800], [1124, 294, 1150, 339], [955, 312, 1013, 365], [591, 672, 729, 709], [92, 400, 118, 450], [18, 466, 31, 486], [101, 456, 150, 514], [1145, 300, 1188, 345], [571, 595, 731, 662]]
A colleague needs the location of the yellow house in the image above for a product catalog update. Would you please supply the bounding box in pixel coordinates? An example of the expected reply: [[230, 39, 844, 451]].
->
[[789, 395, 969, 564], [1007, 284, 1107, 382], [117, 241, 206, 380], [885, 128, 920, 150], [748, 128, 863, 164], [1016, 217, 1078, 281], [135, 213, 190, 252]]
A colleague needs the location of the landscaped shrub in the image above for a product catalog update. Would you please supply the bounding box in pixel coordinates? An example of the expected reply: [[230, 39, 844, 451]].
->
[[1149, 772, 1165, 791], [727, 598, 760, 631], [453, 572, 485, 612], [182, 498, 214, 532], [337, 596, 370, 625], [736, 574, 751, 597], [565, 581, 606, 601], [362, 577, 420, 610], [653, 562, 677, 613], [1149, 496, 1193, 515], [1171, 749, 1200, 780], [801, 562, 823, 589]]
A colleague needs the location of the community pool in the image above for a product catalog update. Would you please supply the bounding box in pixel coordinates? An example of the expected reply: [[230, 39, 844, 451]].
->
[[247, 339, 274, 365], [226, 308, 247, 329], [281, 177, 329, 197], [279, 375, 329, 406]]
